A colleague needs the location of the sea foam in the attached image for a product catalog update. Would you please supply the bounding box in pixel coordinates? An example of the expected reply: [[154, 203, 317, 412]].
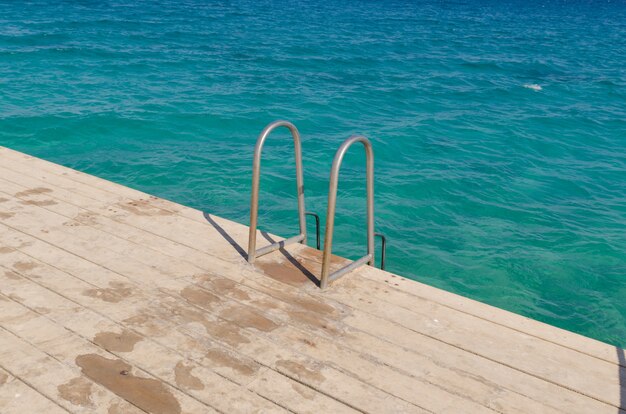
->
[[523, 83, 542, 91]]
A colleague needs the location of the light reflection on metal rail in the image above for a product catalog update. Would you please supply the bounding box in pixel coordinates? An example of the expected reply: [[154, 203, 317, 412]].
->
[[305, 212, 321, 250], [320, 135, 375, 289], [375, 232, 386, 270], [248, 120, 309, 264]]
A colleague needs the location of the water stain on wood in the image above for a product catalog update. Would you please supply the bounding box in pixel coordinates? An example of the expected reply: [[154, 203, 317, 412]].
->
[[4, 270, 21, 280], [124, 313, 151, 326], [276, 360, 326, 384], [123, 313, 163, 337], [291, 382, 316, 400], [207, 277, 251, 301], [286, 309, 339, 334], [291, 295, 336, 316], [251, 298, 280, 311], [192, 312, 251, 347], [15, 187, 52, 197], [202, 319, 251, 347], [174, 361, 204, 391], [0, 197, 9, 203], [180, 286, 219, 309], [8, 293, 24, 302], [241, 282, 339, 333], [0, 372, 8, 385], [204, 348, 258, 376], [152, 302, 250, 347], [13, 261, 38, 272], [83, 282, 132, 303], [138, 195, 180, 213], [255, 260, 311, 287], [0, 212, 15, 219], [107, 402, 125, 414], [117, 199, 173, 217], [259, 246, 352, 287], [34, 306, 51, 315], [20, 199, 58, 207], [220, 305, 279, 332], [76, 353, 181, 414], [0, 246, 14, 254], [57, 376, 93, 407], [93, 330, 143, 352]]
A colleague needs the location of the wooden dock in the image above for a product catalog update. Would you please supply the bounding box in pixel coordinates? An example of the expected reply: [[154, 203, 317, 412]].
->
[[0, 146, 624, 413]]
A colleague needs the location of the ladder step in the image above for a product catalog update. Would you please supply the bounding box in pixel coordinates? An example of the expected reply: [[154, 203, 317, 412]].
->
[[320, 135, 375, 289], [247, 120, 312, 264], [328, 254, 373, 283], [254, 234, 305, 258], [247, 121, 386, 289]]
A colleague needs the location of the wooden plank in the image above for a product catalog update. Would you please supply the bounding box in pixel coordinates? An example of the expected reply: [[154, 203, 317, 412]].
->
[[0, 229, 419, 413], [1, 146, 624, 413], [0, 191, 567, 413], [0, 146, 621, 367], [0, 169, 616, 414], [0, 319, 148, 413], [359, 266, 623, 366], [0, 158, 255, 266], [0, 268, 291, 413], [0, 294, 224, 414], [2, 196, 613, 412], [0, 367, 69, 414], [0, 258, 359, 414]]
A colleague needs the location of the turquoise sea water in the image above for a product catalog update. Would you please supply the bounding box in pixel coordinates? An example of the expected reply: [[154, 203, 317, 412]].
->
[[1, 0, 625, 346]]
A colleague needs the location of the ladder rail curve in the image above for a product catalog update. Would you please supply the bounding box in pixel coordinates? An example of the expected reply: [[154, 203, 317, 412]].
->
[[320, 135, 375, 289], [248, 120, 308, 264]]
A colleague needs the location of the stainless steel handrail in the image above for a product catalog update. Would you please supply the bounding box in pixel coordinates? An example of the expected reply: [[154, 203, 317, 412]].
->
[[248, 120, 308, 264], [320, 135, 374, 289], [305, 212, 321, 250], [375, 232, 386, 270]]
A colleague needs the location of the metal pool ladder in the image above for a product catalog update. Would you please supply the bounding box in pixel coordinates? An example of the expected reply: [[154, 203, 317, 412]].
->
[[247, 121, 386, 289], [320, 135, 386, 289], [247, 120, 320, 263]]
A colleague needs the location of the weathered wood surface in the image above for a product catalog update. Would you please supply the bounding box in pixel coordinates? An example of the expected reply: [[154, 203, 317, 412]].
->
[[0, 145, 624, 414]]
